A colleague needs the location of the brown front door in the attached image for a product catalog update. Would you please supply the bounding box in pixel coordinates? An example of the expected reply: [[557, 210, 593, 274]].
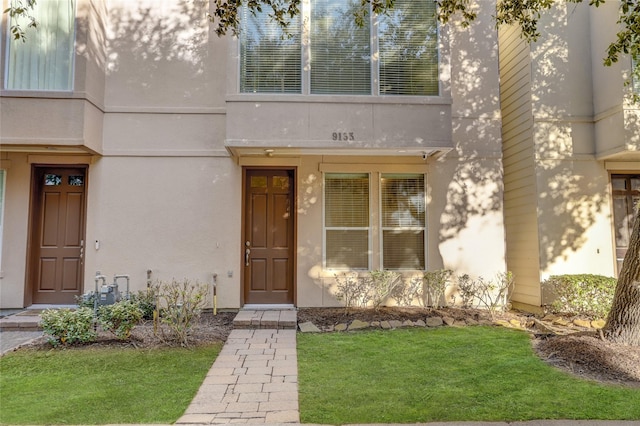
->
[[28, 167, 87, 304], [243, 169, 295, 305]]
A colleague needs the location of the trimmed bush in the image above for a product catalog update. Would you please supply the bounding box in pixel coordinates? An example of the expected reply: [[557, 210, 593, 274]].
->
[[129, 287, 158, 320], [543, 274, 617, 318], [41, 308, 97, 346], [99, 300, 143, 339]]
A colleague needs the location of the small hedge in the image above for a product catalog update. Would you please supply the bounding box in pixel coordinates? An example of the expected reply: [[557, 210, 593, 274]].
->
[[41, 308, 97, 346], [543, 274, 617, 318]]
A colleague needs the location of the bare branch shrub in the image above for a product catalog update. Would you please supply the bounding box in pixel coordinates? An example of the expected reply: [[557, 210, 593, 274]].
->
[[157, 279, 208, 347], [365, 270, 402, 310], [423, 269, 453, 308], [475, 272, 515, 319], [451, 274, 476, 307], [391, 275, 424, 307], [334, 272, 368, 311]]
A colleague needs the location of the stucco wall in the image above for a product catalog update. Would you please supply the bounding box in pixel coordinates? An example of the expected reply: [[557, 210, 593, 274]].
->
[[84, 156, 242, 308]]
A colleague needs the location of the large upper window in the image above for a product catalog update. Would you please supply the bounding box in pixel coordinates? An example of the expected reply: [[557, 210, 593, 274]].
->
[[324, 173, 426, 270], [239, 0, 438, 96], [239, 5, 301, 93], [5, 0, 76, 91]]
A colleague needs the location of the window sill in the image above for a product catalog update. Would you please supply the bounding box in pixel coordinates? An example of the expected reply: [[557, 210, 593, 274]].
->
[[226, 93, 452, 105], [0, 90, 76, 98]]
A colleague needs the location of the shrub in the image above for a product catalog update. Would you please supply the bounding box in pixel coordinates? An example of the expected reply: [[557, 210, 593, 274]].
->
[[475, 272, 515, 319], [423, 269, 453, 308], [543, 274, 616, 318], [99, 300, 143, 339], [75, 292, 96, 309], [391, 275, 425, 307], [451, 274, 476, 307], [157, 279, 208, 346], [41, 308, 97, 346], [129, 287, 158, 320], [366, 270, 402, 310], [334, 272, 368, 310]]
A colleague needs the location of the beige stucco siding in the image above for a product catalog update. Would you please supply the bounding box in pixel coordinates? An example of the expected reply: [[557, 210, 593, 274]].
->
[[84, 156, 242, 308]]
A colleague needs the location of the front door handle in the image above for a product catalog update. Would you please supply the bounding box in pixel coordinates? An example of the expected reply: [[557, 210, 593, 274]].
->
[[245, 241, 251, 266]]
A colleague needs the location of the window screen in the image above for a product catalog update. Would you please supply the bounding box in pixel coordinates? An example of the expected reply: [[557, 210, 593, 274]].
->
[[239, 5, 302, 93], [5, 0, 76, 91], [325, 173, 370, 269], [381, 174, 426, 269]]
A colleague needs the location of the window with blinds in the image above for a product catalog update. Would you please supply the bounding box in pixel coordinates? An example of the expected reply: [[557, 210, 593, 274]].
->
[[324, 174, 370, 269], [239, 6, 302, 93], [310, 0, 371, 94], [5, 0, 76, 91], [238, 0, 438, 95], [378, 0, 439, 96], [380, 174, 426, 270]]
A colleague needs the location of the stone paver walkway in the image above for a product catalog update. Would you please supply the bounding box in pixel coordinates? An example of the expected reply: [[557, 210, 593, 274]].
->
[[176, 328, 299, 424]]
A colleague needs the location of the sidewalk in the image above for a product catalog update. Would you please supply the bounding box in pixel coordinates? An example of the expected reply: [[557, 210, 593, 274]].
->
[[0, 309, 43, 355], [177, 328, 298, 424]]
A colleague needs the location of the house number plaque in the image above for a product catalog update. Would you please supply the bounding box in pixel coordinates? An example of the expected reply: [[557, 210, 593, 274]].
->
[[332, 132, 355, 141]]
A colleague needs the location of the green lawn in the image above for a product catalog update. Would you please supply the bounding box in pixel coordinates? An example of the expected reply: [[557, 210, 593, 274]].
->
[[298, 327, 640, 423], [0, 344, 221, 425]]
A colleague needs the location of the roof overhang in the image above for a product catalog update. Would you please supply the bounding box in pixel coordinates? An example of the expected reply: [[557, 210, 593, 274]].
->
[[225, 144, 452, 160]]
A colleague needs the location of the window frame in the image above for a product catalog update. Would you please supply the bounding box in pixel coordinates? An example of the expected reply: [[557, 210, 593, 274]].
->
[[237, 0, 440, 97], [322, 171, 428, 272], [379, 173, 427, 270], [323, 172, 372, 270]]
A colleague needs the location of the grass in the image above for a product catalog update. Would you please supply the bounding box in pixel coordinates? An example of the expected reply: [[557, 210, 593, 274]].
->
[[298, 326, 640, 423], [0, 344, 221, 425]]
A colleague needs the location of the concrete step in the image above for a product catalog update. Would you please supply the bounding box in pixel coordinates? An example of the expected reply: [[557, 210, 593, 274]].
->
[[233, 309, 297, 329], [0, 313, 42, 331]]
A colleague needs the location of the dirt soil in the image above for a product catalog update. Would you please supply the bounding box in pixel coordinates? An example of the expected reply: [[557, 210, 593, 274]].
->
[[21, 307, 639, 388]]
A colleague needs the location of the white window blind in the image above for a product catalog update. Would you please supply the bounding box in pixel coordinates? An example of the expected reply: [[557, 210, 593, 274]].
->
[[378, 0, 439, 95], [380, 174, 426, 270], [324, 173, 370, 269], [310, 0, 371, 94], [5, 0, 76, 91], [238, 0, 438, 96], [239, 5, 301, 93]]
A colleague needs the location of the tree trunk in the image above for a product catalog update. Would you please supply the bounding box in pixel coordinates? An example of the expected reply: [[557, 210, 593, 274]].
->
[[603, 206, 640, 346]]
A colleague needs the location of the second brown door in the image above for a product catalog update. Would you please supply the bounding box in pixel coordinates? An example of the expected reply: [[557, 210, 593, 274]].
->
[[29, 166, 86, 305]]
